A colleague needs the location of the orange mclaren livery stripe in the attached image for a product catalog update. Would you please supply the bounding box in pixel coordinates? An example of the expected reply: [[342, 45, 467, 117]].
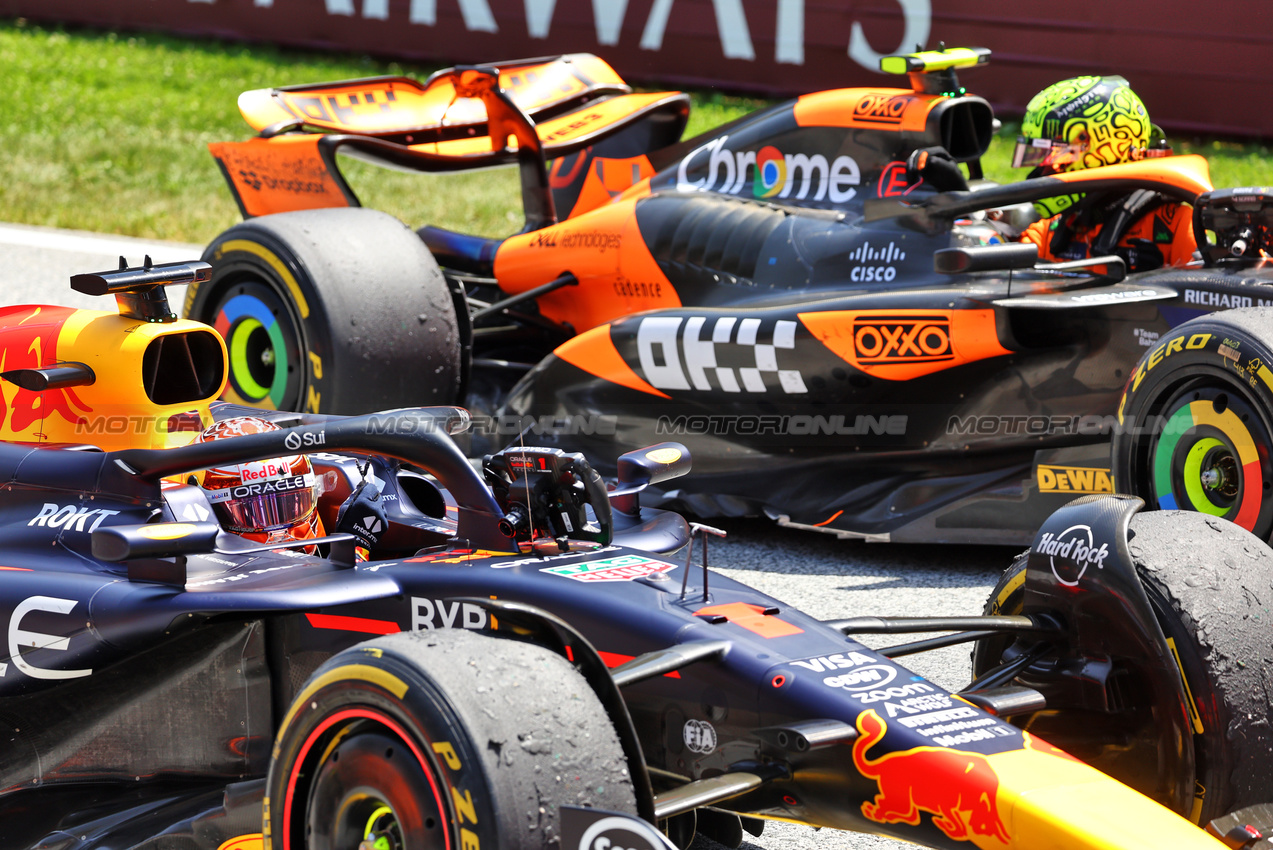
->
[[566, 155, 656, 219], [792, 88, 941, 132], [799, 308, 1009, 381], [495, 199, 679, 332], [553, 324, 668, 398], [208, 136, 352, 218], [1048, 154, 1213, 197]]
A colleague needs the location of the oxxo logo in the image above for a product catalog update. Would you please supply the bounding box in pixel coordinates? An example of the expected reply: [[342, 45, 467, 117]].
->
[[853, 315, 952, 364], [852, 93, 915, 124], [1035, 524, 1110, 586], [676, 134, 861, 204]]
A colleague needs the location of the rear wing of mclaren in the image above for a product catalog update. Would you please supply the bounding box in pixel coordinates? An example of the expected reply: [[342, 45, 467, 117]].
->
[[210, 54, 689, 229]]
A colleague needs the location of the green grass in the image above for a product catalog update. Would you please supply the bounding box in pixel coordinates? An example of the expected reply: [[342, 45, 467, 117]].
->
[[1, 18, 1269, 245]]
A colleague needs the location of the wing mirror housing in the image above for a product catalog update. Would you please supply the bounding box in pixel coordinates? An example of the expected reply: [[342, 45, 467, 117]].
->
[[934, 242, 1038, 274], [611, 442, 691, 516]]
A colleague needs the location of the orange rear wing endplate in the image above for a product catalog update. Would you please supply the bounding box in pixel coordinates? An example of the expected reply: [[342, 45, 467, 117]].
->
[[209, 135, 358, 219]]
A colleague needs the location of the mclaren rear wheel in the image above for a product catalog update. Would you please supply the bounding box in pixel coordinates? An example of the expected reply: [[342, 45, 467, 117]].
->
[[974, 510, 1273, 823], [267, 629, 637, 850], [188, 208, 462, 414], [1113, 311, 1273, 542]]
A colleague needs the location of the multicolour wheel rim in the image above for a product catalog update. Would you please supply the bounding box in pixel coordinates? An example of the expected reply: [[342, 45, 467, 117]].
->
[[213, 293, 291, 409], [1152, 398, 1262, 531]]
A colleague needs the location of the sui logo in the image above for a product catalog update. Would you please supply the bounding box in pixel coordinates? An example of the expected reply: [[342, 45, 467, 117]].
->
[[754, 146, 787, 198]]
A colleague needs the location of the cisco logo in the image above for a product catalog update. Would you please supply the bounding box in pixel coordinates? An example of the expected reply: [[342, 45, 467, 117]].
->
[[848, 241, 907, 282]]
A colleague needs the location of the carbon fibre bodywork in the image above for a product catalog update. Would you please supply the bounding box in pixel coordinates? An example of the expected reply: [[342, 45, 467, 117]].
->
[[0, 399, 1231, 850], [197, 50, 1273, 546]]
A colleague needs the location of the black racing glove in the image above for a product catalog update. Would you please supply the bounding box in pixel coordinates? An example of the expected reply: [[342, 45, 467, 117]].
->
[[335, 479, 388, 551], [1113, 237, 1165, 273]]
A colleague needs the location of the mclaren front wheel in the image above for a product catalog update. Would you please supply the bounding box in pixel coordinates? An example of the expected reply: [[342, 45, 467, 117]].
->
[[1113, 311, 1273, 541]]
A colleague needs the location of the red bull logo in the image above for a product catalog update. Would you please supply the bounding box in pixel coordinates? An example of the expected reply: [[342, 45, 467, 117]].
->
[[0, 306, 92, 439], [852, 710, 1010, 843]]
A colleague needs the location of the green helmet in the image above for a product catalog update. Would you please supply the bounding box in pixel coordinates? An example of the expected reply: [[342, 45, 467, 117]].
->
[[1016, 76, 1153, 215]]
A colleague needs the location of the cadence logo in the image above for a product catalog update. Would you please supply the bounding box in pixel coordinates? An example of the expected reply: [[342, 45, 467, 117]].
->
[[677, 135, 861, 204], [853, 314, 952, 364]]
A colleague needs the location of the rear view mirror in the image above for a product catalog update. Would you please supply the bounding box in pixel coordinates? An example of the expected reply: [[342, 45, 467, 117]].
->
[[618, 443, 691, 489], [934, 243, 1038, 274], [611, 443, 691, 515]]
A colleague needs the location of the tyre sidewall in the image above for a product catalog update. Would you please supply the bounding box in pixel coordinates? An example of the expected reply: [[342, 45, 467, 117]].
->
[[193, 221, 335, 414], [266, 648, 503, 850], [191, 208, 462, 414], [1113, 317, 1273, 539]]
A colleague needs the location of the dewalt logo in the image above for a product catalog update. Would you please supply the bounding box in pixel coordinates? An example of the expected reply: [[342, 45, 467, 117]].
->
[[852, 315, 952, 364], [1037, 465, 1114, 494]]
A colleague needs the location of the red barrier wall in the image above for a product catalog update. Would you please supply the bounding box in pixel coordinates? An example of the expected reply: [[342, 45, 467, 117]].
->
[[4, 0, 1270, 138]]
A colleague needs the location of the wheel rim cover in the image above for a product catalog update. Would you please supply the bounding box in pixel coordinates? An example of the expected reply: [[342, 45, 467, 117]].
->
[[214, 293, 290, 409], [283, 707, 450, 850], [1152, 400, 1262, 530]]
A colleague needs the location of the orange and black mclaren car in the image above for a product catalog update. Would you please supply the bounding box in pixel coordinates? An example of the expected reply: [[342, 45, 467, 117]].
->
[[192, 48, 1273, 545]]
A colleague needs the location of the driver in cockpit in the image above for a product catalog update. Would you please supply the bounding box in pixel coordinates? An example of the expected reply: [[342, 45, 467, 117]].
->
[[192, 416, 385, 560], [1012, 75, 1197, 273]]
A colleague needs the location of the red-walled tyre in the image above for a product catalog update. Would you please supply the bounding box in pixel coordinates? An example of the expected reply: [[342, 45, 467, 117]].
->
[[265, 629, 636, 850]]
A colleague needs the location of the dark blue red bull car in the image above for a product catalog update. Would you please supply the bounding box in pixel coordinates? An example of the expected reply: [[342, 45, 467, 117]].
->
[[1, 259, 1268, 849]]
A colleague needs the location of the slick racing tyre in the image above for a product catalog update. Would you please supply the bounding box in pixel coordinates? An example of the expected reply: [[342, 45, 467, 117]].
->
[[1113, 310, 1273, 542], [974, 510, 1273, 823], [267, 629, 636, 850], [188, 208, 461, 414]]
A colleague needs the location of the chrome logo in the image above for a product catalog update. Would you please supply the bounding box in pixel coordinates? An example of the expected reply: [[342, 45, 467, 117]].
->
[[754, 146, 786, 198]]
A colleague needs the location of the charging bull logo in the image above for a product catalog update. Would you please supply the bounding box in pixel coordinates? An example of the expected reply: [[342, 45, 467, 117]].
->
[[852, 710, 1010, 843], [0, 306, 92, 438]]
